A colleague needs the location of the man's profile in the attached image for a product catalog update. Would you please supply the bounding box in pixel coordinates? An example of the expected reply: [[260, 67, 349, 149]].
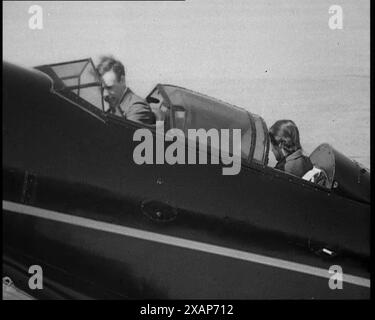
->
[[97, 56, 155, 125]]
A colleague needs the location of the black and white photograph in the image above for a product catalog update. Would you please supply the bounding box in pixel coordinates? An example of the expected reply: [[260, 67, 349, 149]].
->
[[2, 0, 370, 303]]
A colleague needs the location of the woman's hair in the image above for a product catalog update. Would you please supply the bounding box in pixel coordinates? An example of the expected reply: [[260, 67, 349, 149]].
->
[[269, 120, 301, 155]]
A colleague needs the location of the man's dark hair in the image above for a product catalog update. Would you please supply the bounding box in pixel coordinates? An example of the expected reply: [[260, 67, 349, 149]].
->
[[97, 56, 125, 81], [269, 120, 301, 155]]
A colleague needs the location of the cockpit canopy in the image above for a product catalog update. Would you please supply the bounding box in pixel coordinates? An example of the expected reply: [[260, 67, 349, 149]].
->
[[35, 58, 104, 111], [35, 58, 270, 166], [146, 85, 269, 165], [310, 143, 370, 203]]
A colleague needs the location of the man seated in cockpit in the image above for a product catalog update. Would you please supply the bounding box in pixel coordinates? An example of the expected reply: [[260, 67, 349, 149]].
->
[[269, 120, 313, 178], [97, 56, 155, 125]]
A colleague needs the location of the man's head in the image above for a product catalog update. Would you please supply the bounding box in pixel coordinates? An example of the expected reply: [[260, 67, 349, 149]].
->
[[97, 56, 126, 108]]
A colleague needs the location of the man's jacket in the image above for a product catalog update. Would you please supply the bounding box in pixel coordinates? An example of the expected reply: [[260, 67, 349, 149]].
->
[[111, 87, 155, 125]]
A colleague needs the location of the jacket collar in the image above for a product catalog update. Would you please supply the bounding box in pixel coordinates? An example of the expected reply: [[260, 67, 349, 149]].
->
[[119, 86, 131, 104], [285, 149, 304, 162], [109, 87, 131, 116]]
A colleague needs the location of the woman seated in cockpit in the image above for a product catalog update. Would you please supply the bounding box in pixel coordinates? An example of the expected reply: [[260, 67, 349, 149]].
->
[[269, 120, 313, 178]]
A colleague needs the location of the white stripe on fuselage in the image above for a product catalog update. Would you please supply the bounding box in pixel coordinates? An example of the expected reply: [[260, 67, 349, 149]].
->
[[3, 200, 370, 288]]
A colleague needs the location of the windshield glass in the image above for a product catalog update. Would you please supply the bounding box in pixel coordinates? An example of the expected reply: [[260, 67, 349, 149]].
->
[[35, 58, 104, 111]]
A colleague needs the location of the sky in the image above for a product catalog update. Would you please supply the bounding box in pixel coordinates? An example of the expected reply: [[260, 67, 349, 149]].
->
[[3, 0, 370, 167]]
